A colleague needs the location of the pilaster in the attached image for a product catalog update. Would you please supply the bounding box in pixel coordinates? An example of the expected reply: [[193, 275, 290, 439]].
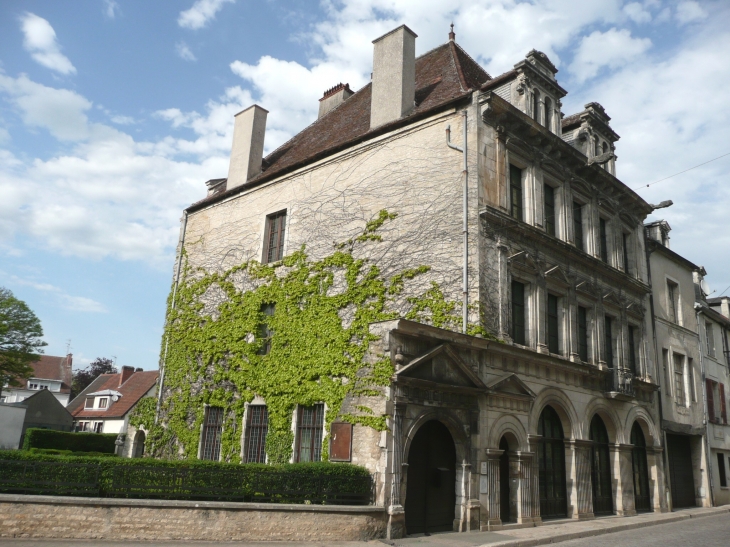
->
[[568, 439, 595, 519], [612, 444, 637, 516], [481, 449, 503, 528]]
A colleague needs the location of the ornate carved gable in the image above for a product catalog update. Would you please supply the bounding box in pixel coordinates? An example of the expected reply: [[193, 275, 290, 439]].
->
[[486, 373, 536, 399], [395, 344, 486, 393]]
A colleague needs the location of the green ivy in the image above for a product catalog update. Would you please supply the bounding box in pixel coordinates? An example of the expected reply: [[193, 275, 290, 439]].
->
[[142, 210, 491, 462]]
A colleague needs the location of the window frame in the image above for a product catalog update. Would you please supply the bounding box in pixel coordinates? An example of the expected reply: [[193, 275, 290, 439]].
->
[[628, 325, 638, 375], [509, 164, 523, 221], [622, 232, 631, 275], [666, 279, 680, 324], [673, 352, 686, 406], [718, 453, 727, 488], [200, 405, 224, 461], [262, 209, 287, 264], [98, 397, 108, 409], [577, 305, 589, 362], [706, 322, 716, 358], [511, 280, 527, 346], [244, 404, 269, 464], [604, 315, 614, 368], [295, 404, 325, 463], [84, 397, 94, 409]]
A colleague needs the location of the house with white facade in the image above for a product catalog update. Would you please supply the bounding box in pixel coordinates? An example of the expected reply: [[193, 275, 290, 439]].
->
[[0, 354, 73, 407]]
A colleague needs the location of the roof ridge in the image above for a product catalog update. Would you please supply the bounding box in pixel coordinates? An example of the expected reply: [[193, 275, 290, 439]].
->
[[449, 41, 492, 89], [448, 41, 468, 92]]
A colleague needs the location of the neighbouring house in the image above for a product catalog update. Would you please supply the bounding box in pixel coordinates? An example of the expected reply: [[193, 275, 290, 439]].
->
[[9, 388, 75, 448], [0, 403, 27, 449], [67, 366, 158, 457], [0, 354, 73, 407], [153, 24, 667, 538]]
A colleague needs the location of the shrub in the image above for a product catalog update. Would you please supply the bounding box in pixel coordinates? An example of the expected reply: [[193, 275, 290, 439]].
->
[[22, 429, 117, 453]]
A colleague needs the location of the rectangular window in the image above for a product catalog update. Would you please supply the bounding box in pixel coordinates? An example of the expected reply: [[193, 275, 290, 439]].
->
[[578, 306, 589, 362], [573, 202, 584, 251], [29, 383, 38, 390], [509, 165, 523, 221], [721, 383, 728, 424], [718, 453, 727, 488], [93, 422, 103, 433], [707, 379, 717, 422], [628, 326, 637, 374], [599, 218, 608, 263], [667, 281, 679, 324], [296, 404, 324, 462], [511, 280, 526, 345], [688, 358, 696, 403], [201, 406, 223, 461], [706, 322, 716, 358], [544, 184, 555, 236], [257, 303, 275, 355], [622, 233, 630, 274], [262, 210, 287, 264], [245, 405, 269, 463], [674, 353, 685, 406], [85, 397, 94, 409], [663, 349, 671, 395], [547, 293, 559, 354], [604, 316, 614, 367], [98, 398, 108, 409]]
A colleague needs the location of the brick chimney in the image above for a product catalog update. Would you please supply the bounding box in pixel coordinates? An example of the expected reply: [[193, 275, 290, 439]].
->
[[318, 83, 353, 119], [119, 365, 135, 386], [370, 25, 417, 129], [227, 105, 268, 191], [61, 353, 73, 388]]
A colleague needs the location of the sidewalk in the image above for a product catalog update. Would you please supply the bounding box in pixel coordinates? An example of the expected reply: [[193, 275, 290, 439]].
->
[[385, 505, 730, 547]]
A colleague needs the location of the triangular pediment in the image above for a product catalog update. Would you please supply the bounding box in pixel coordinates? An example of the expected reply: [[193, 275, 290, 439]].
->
[[486, 374, 536, 399], [603, 290, 623, 307], [545, 264, 571, 287], [395, 344, 486, 391], [508, 250, 539, 274]]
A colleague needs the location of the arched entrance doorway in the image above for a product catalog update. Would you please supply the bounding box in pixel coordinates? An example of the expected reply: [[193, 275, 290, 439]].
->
[[499, 436, 511, 523], [132, 430, 146, 458], [631, 422, 652, 512], [589, 415, 613, 515], [405, 420, 457, 535], [537, 405, 567, 519]]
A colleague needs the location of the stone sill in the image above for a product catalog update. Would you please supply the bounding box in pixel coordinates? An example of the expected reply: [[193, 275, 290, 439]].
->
[[0, 493, 385, 513]]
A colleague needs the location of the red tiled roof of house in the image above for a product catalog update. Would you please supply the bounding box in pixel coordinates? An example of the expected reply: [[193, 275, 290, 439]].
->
[[68, 370, 158, 419], [190, 40, 492, 210], [27, 354, 73, 394]]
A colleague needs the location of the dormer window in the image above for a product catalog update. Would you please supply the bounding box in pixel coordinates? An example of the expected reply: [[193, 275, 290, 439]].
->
[[29, 383, 38, 390], [85, 397, 94, 409], [544, 97, 553, 131], [98, 397, 108, 409]]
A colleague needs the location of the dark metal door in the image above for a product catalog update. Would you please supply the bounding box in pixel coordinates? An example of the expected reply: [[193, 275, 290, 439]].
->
[[590, 415, 614, 515], [538, 406, 568, 519], [631, 423, 652, 512], [667, 434, 696, 508], [405, 420, 456, 535], [499, 437, 511, 523]]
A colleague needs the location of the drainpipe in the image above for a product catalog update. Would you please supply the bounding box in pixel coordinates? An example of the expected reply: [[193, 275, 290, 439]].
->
[[446, 109, 469, 334], [695, 304, 716, 507], [155, 210, 189, 424]]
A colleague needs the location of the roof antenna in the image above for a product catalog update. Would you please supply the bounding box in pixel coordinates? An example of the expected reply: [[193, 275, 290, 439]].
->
[[66, 339, 72, 355], [449, 22, 455, 42]]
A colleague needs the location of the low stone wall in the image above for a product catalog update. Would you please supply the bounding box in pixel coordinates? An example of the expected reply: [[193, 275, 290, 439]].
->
[[0, 494, 387, 541]]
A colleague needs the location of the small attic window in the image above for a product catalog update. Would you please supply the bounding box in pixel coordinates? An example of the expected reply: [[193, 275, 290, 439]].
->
[[532, 89, 540, 122], [544, 97, 553, 131], [85, 397, 94, 409]]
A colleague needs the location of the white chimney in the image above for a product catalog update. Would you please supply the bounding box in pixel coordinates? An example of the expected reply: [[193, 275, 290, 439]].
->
[[318, 83, 353, 119], [227, 105, 268, 190], [370, 25, 417, 130]]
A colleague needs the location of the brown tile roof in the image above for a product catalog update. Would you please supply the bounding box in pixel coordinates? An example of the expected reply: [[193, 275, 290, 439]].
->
[[68, 370, 158, 419], [28, 354, 73, 394], [189, 41, 492, 211]]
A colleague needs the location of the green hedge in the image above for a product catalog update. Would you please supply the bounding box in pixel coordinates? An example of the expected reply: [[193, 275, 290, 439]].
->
[[22, 429, 117, 453], [0, 451, 373, 505]]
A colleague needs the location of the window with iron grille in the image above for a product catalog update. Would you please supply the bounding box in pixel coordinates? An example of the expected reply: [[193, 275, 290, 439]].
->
[[200, 406, 223, 461], [573, 202, 584, 251], [544, 184, 556, 237], [599, 218, 608, 263], [604, 316, 614, 367], [296, 404, 324, 462], [257, 304, 275, 355], [509, 165, 523, 221], [628, 326, 637, 374], [547, 293, 559, 354], [511, 280, 526, 345], [673, 353, 685, 406], [262, 210, 287, 264], [578, 306, 589, 362], [245, 405, 268, 463]]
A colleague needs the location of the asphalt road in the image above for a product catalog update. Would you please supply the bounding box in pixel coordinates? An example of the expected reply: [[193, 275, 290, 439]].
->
[[552, 512, 730, 547]]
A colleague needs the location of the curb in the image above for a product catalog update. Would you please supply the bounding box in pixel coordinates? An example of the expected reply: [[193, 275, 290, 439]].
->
[[479, 507, 730, 547]]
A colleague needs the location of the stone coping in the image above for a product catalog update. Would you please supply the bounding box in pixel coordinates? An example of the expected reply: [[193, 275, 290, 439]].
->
[[0, 493, 385, 513]]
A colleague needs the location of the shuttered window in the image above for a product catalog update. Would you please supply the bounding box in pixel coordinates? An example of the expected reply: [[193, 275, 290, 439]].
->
[[674, 353, 685, 406], [201, 406, 223, 461], [511, 280, 526, 345], [578, 306, 589, 362], [510, 165, 523, 221], [544, 184, 555, 236], [245, 405, 268, 463], [573, 202, 584, 251], [667, 281, 679, 324], [547, 294, 559, 354], [262, 210, 287, 263]]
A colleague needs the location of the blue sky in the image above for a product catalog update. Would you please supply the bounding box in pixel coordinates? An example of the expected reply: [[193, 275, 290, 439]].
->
[[1, 0, 728, 372]]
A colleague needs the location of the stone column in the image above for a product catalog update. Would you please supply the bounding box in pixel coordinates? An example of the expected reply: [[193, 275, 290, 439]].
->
[[386, 403, 406, 539], [536, 278, 549, 354], [568, 439, 595, 519], [647, 447, 668, 512], [612, 444, 637, 516], [481, 449, 503, 528], [515, 451, 541, 525]]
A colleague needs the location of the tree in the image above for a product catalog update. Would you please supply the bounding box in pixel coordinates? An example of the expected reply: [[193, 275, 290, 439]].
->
[[0, 287, 47, 399], [71, 357, 117, 399]]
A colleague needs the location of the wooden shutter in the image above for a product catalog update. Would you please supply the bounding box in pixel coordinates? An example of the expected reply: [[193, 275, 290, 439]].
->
[[329, 422, 352, 462], [707, 379, 715, 423], [721, 383, 727, 424], [262, 215, 272, 263]]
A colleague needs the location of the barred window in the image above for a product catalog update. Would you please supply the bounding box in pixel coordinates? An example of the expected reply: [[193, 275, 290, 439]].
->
[[263, 210, 287, 264], [245, 405, 269, 463], [200, 406, 223, 461], [296, 404, 324, 462]]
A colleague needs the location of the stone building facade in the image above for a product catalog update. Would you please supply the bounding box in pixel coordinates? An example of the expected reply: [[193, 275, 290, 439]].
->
[[155, 25, 668, 538]]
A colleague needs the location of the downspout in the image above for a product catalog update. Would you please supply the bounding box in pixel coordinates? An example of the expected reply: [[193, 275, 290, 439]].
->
[[446, 109, 469, 334], [695, 305, 716, 507], [155, 210, 189, 424]]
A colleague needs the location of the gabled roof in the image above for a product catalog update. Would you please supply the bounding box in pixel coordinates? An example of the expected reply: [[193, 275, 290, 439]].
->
[[190, 41, 491, 211], [26, 355, 73, 394], [68, 370, 158, 419]]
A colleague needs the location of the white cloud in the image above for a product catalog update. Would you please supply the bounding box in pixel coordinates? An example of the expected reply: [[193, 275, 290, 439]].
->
[[19, 13, 76, 75], [176, 41, 197, 62], [103, 0, 119, 19], [569, 28, 651, 83], [178, 0, 235, 30], [5, 275, 107, 313], [675, 1, 708, 25], [110, 115, 136, 125], [623, 2, 652, 23]]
